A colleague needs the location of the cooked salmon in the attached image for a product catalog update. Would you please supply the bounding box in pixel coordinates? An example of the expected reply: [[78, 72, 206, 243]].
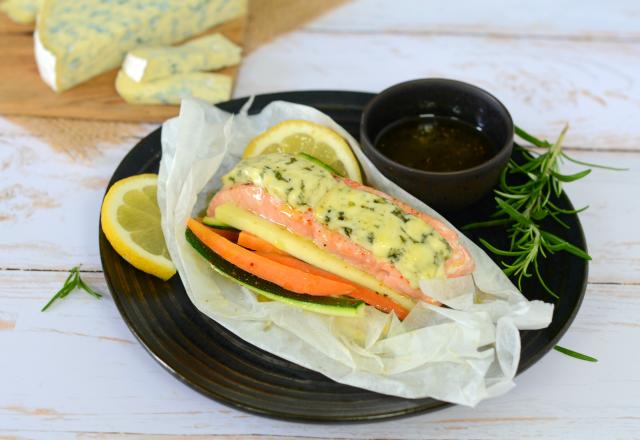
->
[[208, 180, 474, 304]]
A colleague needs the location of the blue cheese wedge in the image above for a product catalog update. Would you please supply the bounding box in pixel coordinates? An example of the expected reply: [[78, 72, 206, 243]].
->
[[0, 0, 40, 24], [123, 33, 241, 83], [115, 69, 232, 105], [35, 0, 247, 92]]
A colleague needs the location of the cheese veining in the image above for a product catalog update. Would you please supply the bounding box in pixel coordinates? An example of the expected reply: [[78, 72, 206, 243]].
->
[[123, 33, 241, 83], [115, 70, 232, 105]]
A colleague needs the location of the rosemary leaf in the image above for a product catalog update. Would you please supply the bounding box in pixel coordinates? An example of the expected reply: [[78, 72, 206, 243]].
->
[[495, 198, 532, 226], [551, 169, 592, 182], [478, 238, 527, 257], [514, 126, 552, 148], [78, 277, 103, 299], [554, 345, 598, 362], [41, 266, 103, 311], [561, 153, 628, 171], [41, 280, 77, 312], [462, 218, 512, 230]]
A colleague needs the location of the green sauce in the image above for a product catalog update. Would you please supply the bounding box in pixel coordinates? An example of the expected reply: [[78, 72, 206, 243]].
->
[[375, 116, 495, 172]]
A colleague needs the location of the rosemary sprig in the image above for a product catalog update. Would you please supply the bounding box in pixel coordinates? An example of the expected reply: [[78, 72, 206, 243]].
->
[[41, 265, 103, 311], [464, 125, 625, 363], [464, 124, 623, 298]]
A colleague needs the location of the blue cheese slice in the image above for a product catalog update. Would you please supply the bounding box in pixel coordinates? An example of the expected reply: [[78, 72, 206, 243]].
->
[[123, 33, 241, 83], [35, 0, 246, 92], [0, 0, 41, 24], [115, 69, 232, 105]]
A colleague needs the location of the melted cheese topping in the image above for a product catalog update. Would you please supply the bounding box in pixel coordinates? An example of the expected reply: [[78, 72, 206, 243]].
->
[[315, 182, 451, 282], [222, 154, 336, 209], [222, 153, 451, 284]]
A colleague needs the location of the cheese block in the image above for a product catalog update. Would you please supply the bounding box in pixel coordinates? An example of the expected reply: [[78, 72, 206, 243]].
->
[[115, 69, 232, 105], [0, 0, 40, 24], [35, 0, 247, 92], [123, 33, 241, 83]]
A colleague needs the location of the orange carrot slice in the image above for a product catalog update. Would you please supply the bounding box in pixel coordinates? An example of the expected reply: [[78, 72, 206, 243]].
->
[[187, 219, 356, 296], [237, 231, 287, 255], [255, 251, 409, 320], [206, 227, 239, 242]]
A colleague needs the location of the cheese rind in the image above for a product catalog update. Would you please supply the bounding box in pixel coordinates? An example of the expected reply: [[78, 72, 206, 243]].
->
[[123, 33, 241, 83], [121, 54, 149, 83], [36, 0, 246, 92], [115, 70, 232, 105], [34, 31, 57, 91]]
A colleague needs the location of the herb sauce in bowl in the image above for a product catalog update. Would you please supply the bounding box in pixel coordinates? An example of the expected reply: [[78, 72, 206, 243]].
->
[[360, 78, 514, 211], [375, 116, 495, 173]]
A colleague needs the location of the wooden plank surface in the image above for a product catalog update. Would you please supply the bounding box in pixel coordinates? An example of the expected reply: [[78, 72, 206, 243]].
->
[[0, 16, 246, 122], [1, 0, 639, 438], [304, 0, 640, 40], [0, 270, 637, 439], [237, 32, 640, 150]]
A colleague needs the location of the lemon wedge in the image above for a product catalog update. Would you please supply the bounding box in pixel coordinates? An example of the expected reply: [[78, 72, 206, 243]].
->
[[101, 174, 176, 280], [243, 120, 362, 182]]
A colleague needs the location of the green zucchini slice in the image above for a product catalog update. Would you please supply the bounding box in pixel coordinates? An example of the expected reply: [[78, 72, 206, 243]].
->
[[201, 216, 237, 230]]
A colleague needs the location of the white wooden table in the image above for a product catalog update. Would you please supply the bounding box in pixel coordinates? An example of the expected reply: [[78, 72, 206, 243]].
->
[[1, 1, 639, 438]]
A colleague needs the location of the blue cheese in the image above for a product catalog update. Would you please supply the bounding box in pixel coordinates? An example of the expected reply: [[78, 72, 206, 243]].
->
[[1, 0, 41, 24], [123, 33, 241, 83], [35, 0, 247, 92], [222, 153, 452, 285], [115, 69, 231, 105]]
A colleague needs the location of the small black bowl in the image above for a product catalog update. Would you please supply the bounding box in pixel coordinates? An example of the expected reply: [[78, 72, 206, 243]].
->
[[361, 78, 514, 212]]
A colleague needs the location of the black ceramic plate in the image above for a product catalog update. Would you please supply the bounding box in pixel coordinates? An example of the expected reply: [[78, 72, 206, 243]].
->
[[99, 91, 588, 422]]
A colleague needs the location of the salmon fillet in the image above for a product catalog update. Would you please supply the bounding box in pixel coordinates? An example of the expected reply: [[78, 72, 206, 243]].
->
[[207, 181, 474, 303]]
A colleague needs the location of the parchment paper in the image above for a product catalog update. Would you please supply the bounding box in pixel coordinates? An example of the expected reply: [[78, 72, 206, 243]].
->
[[157, 97, 554, 406]]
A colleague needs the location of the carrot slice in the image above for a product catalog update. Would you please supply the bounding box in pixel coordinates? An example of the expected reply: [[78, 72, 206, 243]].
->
[[255, 251, 409, 320], [237, 231, 287, 255], [187, 219, 356, 296], [206, 227, 239, 242]]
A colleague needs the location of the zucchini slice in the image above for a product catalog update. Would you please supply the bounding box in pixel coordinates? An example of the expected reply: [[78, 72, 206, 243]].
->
[[201, 216, 237, 230], [213, 203, 416, 310], [297, 152, 344, 177], [185, 228, 365, 317]]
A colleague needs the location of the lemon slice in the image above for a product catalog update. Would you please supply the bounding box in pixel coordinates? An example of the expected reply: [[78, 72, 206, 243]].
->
[[243, 120, 362, 182], [101, 174, 176, 280]]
